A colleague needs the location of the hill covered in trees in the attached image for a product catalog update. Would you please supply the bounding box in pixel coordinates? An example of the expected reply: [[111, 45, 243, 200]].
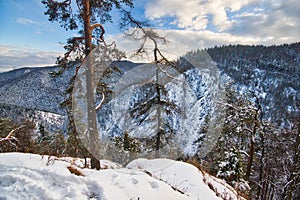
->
[[0, 42, 299, 199]]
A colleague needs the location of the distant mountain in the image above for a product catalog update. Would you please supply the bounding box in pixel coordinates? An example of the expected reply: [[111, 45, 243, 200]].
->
[[0, 61, 141, 132], [0, 43, 299, 133], [208, 42, 300, 125], [0, 66, 70, 115]]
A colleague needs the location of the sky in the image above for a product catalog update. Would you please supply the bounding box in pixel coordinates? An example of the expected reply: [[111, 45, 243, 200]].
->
[[0, 0, 299, 72]]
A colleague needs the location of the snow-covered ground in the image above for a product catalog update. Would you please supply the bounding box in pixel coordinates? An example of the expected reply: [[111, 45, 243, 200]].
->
[[0, 153, 244, 200]]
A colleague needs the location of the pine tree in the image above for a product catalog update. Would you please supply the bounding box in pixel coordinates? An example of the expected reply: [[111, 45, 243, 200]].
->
[[110, 130, 141, 165], [42, 0, 134, 169], [129, 81, 180, 158], [118, 15, 184, 158], [36, 123, 51, 155], [36, 123, 66, 156], [217, 147, 245, 183]]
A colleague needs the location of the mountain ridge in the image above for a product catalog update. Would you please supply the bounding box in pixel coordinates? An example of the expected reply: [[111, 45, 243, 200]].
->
[[0, 43, 299, 131]]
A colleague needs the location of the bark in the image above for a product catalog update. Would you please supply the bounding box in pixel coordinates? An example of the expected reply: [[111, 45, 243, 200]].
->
[[83, 0, 100, 170], [246, 127, 255, 181], [155, 67, 162, 158], [246, 103, 260, 182], [282, 125, 300, 200]]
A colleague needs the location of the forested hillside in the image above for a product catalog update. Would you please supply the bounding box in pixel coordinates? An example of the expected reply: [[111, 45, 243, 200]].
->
[[208, 43, 300, 125], [0, 43, 299, 199]]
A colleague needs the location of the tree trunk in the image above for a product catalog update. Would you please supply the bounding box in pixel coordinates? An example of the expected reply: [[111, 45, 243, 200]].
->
[[246, 101, 260, 182], [257, 130, 265, 199], [83, 0, 100, 170], [155, 64, 162, 158], [282, 124, 300, 200], [246, 130, 255, 181]]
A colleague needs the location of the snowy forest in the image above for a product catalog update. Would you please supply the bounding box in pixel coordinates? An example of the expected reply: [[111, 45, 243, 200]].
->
[[1, 43, 299, 200], [0, 0, 300, 199]]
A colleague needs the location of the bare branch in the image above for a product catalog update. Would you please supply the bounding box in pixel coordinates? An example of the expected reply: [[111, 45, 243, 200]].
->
[[90, 23, 105, 42], [4, 125, 26, 139], [0, 125, 25, 144], [95, 92, 105, 111], [156, 64, 183, 82], [0, 137, 18, 144]]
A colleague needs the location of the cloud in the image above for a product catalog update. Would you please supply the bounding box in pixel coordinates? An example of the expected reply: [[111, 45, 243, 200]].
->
[[145, 0, 257, 31], [145, 0, 208, 30], [108, 29, 261, 63], [227, 6, 300, 43], [0, 45, 62, 72], [16, 18, 41, 26], [109, 25, 299, 64], [144, 0, 300, 44]]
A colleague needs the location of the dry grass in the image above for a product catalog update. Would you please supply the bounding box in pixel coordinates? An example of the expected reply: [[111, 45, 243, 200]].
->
[[67, 165, 84, 176]]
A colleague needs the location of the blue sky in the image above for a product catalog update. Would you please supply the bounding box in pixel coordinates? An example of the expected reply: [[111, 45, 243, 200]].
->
[[0, 0, 299, 72]]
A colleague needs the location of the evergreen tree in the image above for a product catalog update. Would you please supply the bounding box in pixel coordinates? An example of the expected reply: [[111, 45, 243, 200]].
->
[[36, 123, 51, 155], [110, 130, 141, 165], [129, 82, 180, 158], [42, 0, 134, 169], [36, 123, 66, 156], [118, 16, 185, 158], [217, 147, 245, 183]]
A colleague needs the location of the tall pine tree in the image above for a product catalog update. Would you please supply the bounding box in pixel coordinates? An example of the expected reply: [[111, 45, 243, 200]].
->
[[42, 0, 134, 169]]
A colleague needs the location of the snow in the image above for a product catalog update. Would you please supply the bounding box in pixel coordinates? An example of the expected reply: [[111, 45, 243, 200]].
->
[[127, 158, 244, 200], [0, 153, 244, 200]]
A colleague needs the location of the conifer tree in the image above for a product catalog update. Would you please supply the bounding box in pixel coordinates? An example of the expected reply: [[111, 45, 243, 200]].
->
[[217, 147, 245, 183], [42, 0, 134, 169], [36, 123, 66, 156]]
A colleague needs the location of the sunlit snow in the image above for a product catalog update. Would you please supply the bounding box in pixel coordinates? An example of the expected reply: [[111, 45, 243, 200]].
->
[[0, 153, 244, 200]]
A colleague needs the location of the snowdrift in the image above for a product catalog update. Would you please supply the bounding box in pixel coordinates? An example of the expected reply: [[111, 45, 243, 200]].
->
[[0, 153, 244, 200]]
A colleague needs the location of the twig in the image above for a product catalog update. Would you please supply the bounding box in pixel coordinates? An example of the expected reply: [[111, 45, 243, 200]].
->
[[0, 125, 26, 143], [95, 92, 105, 111]]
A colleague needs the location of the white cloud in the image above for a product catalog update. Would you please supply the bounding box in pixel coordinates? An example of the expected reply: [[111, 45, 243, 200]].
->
[[228, 4, 300, 42], [108, 29, 262, 63], [109, 26, 299, 64], [144, 0, 258, 31], [16, 18, 41, 26], [144, 0, 300, 44], [145, 0, 207, 30], [0, 45, 62, 72]]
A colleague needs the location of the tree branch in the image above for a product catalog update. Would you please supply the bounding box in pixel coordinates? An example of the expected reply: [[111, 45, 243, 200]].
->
[[95, 92, 105, 111], [0, 125, 26, 144], [90, 23, 105, 42], [59, 36, 84, 65]]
